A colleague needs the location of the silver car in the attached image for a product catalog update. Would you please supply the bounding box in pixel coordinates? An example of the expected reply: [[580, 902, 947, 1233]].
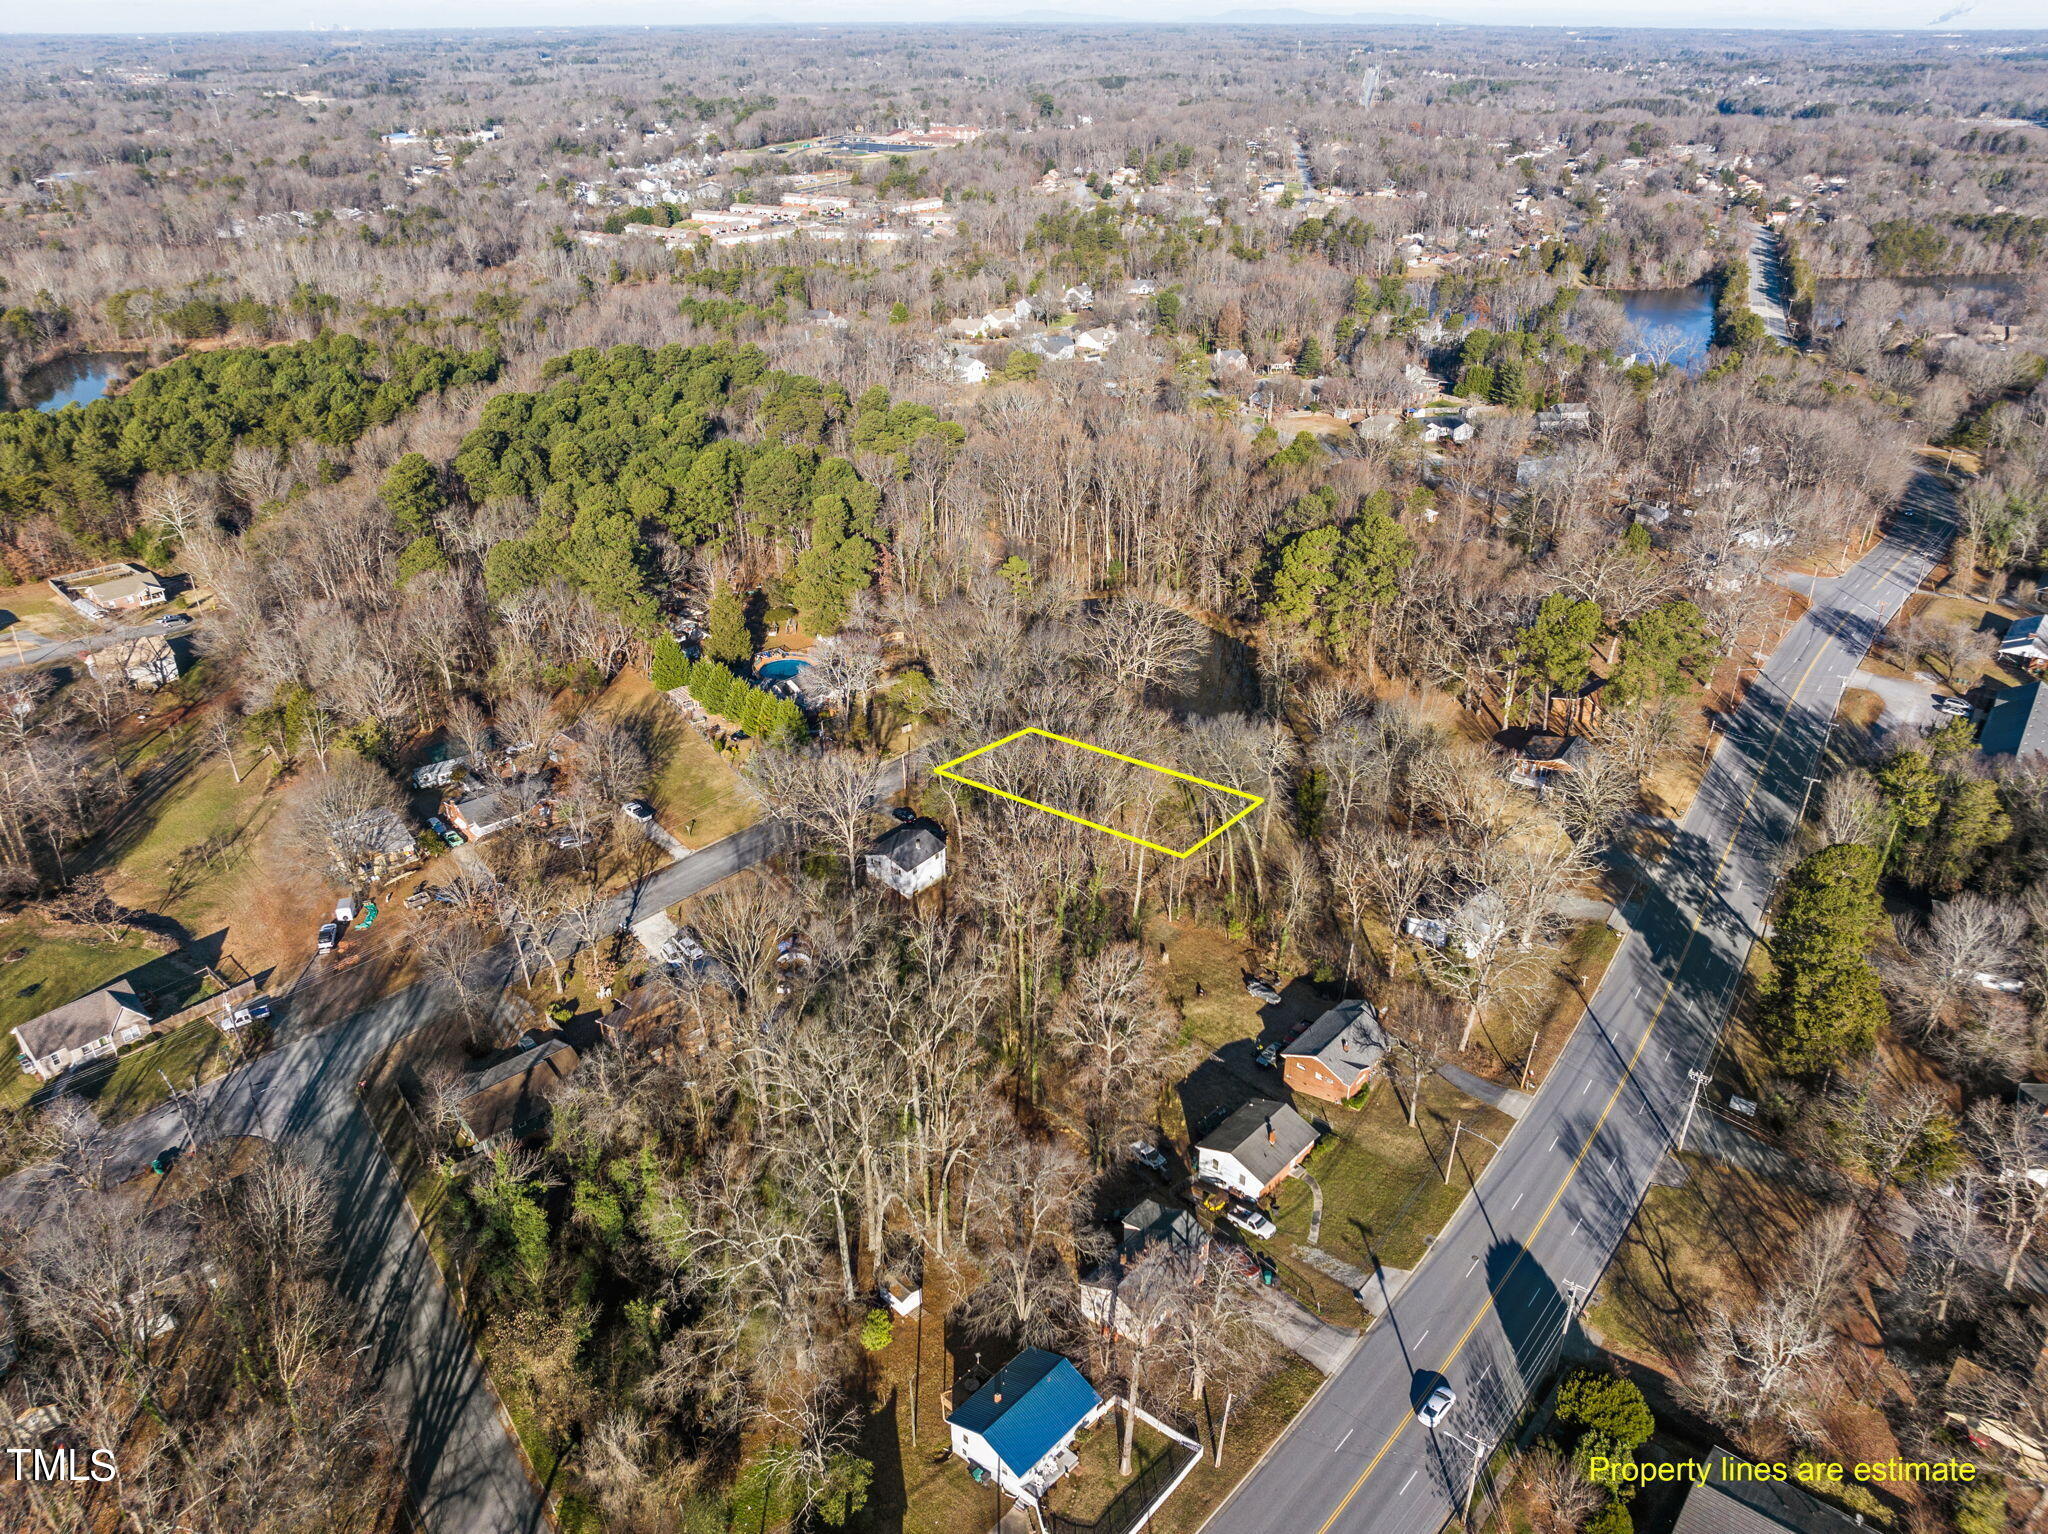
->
[[1417, 1383, 1456, 1428]]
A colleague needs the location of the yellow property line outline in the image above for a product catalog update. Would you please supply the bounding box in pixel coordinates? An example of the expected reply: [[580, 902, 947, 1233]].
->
[[1308, 535, 1922, 1534], [932, 727, 1265, 859]]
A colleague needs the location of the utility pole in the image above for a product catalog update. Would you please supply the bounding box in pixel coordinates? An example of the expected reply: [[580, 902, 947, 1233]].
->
[[1214, 1390, 1235, 1467], [1439, 1419, 1492, 1512], [1443, 1121, 1504, 1185], [1676, 1068, 1712, 1154]]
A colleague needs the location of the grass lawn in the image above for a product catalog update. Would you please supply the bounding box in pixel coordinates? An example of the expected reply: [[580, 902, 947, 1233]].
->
[[0, 580, 90, 641], [853, 1268, 1004, 1534], [1144, 1362, 1323, 1534], [97, 744, 280, 935], [1268, 1075, 1512, 1275], [1043, 1417, 1179, 1524], [1587, 1157, 1816, 1368], [590, 669, 758, 846], [91, 1017, 240, 1125], [1150, 917, 1274, 1053], [0, 919, 162, 1037]]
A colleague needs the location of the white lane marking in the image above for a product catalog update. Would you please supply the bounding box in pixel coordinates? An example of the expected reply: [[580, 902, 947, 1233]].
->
[[1512, 1192, 1524, 1209], [1336, 1428, 1354, 1452], [1526, 1290, 1543, 1308], [1416, 1329, 1429, 1344], [1581, 1080, 1592, 1096], [1399, 1471, 1418, 1495]]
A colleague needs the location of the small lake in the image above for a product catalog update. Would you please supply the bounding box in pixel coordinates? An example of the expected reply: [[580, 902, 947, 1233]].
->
[[18, 352, 127, 412], [1612, 283, 1715, 375]]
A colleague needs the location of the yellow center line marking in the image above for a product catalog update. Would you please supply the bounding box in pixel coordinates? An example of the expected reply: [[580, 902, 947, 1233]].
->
[[1308, 537, 1922, 1534], [933, 726, 1264, 858]]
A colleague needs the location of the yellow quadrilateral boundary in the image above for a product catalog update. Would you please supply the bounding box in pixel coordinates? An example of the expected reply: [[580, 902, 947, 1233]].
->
[[932, 727, 1263, 859]]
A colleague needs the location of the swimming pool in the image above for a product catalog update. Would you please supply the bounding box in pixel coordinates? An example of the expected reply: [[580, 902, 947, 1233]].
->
[[757, 657, 810, 681]]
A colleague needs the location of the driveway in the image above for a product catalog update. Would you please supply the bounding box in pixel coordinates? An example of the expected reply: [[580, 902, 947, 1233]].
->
[[1848, 667, 1956, 734]]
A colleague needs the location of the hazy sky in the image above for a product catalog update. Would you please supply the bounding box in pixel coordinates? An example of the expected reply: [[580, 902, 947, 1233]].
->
[[6, 0, 2045, 31]]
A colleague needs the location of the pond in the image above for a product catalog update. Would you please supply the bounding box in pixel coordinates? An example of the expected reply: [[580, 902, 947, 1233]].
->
[[17, 352, 128, 412], [1611, 283, 1715, 375]]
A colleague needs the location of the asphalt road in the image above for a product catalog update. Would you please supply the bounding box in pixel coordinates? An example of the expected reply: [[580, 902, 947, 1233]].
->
[[0, 748, 918, 1534], [0, 610, 196, 672], [1210, 474, 1952, 1534]]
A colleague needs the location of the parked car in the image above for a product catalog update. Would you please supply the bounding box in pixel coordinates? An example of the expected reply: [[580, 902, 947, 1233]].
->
[[1129, 1141, 1170, 1174], [553, 830, 593, 849], [1416, 1383, 1457, 1428], [404, 889, 435, 910], [1933, 694, 1974, 717], [1226, 1205, 1278, 1241], [662, 927, 709, 968], [1255, 1041, 1280, 1069], [316, 922, 342, 953], [623, 800, 655, 823], [157, 613, 193, 627], [427, 815, 464, 847], [1245, 976, 1283, 1006]]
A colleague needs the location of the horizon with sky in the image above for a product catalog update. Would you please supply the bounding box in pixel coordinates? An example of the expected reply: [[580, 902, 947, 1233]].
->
[[5, 0, 2048, 34]]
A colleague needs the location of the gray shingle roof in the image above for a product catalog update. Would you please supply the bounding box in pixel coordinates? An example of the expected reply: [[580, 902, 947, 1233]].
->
[[1282, 999, 1388, 1084], [14, 983, 150, 1061], [1982, 682, 2048, 761], [1198, 1099, 1318, 1188], [1670, 1449, 1872, 1534], [871, 821, 944, 870]]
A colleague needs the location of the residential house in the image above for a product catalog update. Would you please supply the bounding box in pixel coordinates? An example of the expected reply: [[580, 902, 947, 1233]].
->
[[14, 980, 153, 1080], [1532, 402, 1590, 434], [1282, 1000, 1389, 1104], [945, 1348, 1107, 1506], [453, 1036, 582, 1154], [50, 563, 167, 621], [2000, 615, 2048, 670], [1508, 733, 1590, 790], [1982, 682, 2048, 763], [333, 805, 426, 884], [1404, 889, 1507, 959], [86, 634, 178, 690], [443, 778, 540, 841], [1079, 1198, 1210, 1335], [865, 820, 946, 897], [1196, 1099, 1319, 1201], [1669, 1446, 1878, 1534], [1062, 283, 1095, 310]]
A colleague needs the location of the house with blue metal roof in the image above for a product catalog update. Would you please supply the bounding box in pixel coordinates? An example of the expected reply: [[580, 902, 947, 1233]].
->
[[945, 1347, 1106, 1505]]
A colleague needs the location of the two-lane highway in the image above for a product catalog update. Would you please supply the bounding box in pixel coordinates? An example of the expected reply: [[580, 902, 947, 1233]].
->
[[1212, 474, 1952, 1534]]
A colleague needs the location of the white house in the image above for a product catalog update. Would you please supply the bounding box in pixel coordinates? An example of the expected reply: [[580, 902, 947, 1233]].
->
[[946, 1348, 1107, 1505], [1196, 1099, 1318, 1201], [865, 821, 946, 898], [86, 634, 179, 690], [14, 981, 153, 1080], [2000, 615, 2048, 669]]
